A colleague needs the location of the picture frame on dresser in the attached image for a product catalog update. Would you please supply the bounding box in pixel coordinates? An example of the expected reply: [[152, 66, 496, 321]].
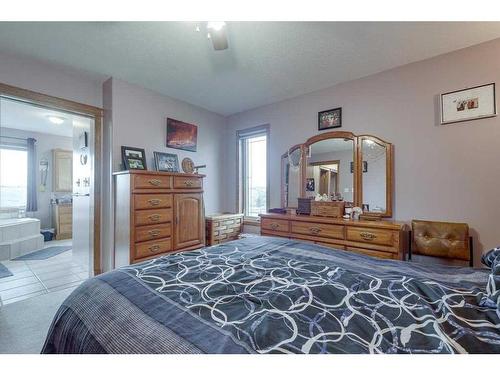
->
[[154, 151, 179, 172], [121, 146, 147, 170]]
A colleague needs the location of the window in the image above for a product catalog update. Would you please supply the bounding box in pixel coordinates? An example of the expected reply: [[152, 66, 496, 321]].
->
[[0, 148, 28, 208], [238, 125, 269, 219]]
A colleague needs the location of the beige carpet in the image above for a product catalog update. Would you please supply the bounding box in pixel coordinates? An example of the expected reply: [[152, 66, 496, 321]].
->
[[0, 287, 75, 353]]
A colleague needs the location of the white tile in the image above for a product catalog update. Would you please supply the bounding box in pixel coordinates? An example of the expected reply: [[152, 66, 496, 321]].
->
[[36, 269, 76, 282], [0, 276, 40, 292], [0, 269, 34, 283], [1, 290, 47, 306], [0, 282, 46, 301], [46, 279, 83, 293], [41, 274, 81, 289]]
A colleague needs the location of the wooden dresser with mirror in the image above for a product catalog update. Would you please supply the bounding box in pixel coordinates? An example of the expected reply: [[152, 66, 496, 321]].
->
[[263, 130, 407, 260], [114, 170, 205, 266]]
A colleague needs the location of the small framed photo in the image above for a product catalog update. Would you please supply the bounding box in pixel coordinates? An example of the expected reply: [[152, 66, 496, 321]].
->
[[318, 107, 342, 131], [350, 161, 368, 173], [154, 152, 179, 172], [440, 83, 496, 124], [305, 178, 315, 192], [121, 146, 147, 170]]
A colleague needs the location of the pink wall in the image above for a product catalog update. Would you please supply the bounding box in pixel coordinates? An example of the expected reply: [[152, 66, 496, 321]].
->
[[0, 51, 104, 107], [225, 38, 500, 264], [109, 78, 227, 215]]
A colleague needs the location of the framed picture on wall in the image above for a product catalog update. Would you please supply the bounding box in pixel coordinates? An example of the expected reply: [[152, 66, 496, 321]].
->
[[121, 146, 147, 170], [318, 107, 342, 130], [440, 83, 496, 124], [154, 152, 179, 172], [166, 118, 198, 152]]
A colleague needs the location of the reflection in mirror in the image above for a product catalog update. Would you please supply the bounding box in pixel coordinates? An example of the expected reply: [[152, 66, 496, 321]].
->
[[361, 139, 386, 213], [306, 138, 354, 203], [283, 148, 301, 207]]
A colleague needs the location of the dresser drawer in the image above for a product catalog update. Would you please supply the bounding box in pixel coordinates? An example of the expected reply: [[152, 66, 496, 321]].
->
[[261, 218, 289, 233], [173, 176, 202, 189], [134, 238, 172, 260], [291, 221, 344, 240], [346, 227, 395, 247], [134, 194, 172, 210], [133, 174, 172, 190], [346, 246, 395, 259], [134, 208, 172, 226], [135, 223, 172, 243]]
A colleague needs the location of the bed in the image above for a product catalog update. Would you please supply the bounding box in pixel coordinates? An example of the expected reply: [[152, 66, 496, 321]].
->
[[42, 236, 500, 354]]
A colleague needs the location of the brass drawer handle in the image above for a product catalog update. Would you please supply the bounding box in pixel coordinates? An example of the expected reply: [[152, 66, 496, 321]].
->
[[270, 223, 279, 229], [184, 180, 194, 186], [148, 179, 161, 186], [148, 229, 161, 237], [360, 232, 377, 241], [149, 214, 161, 222], [148, 244, 161, 252], [148, 199, 161, 206], [309, 227, 322, 234]]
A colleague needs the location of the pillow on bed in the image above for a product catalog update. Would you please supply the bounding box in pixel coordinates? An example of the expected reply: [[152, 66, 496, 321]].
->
[[483, 260, 500, 308], [481, 247, 500, 268]]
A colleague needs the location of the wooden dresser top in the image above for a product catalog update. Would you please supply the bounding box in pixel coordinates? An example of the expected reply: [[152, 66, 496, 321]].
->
[[259, 213, 407, 230], [113, 170, 205, 178]]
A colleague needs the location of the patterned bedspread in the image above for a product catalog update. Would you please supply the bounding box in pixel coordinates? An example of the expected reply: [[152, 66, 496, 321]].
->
[[42, 237, 500, 354]]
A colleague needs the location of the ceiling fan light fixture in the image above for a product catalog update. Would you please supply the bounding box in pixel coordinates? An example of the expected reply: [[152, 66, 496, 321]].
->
[[206, 21, 228, 50]]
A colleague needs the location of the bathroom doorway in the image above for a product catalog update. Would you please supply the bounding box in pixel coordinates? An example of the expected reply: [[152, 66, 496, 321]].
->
[[0, 84, 102, 305]]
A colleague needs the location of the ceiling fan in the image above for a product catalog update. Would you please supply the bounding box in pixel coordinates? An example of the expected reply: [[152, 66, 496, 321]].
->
[[196, 21, 229, 51]]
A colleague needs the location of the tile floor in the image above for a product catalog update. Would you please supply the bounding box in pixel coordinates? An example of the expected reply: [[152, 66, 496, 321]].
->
[[0, 239, 89, 306]]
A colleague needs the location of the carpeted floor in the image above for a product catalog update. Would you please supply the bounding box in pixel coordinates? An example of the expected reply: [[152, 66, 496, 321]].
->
[[0, 287, 75, 353], [13, 246, 72, 261]]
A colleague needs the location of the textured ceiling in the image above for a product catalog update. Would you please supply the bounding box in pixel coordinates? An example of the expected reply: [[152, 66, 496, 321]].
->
[[0, 22, 500, 115]]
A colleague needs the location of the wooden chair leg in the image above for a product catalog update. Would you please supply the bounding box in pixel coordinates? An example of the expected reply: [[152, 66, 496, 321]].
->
[[408, 230, 412, 261]]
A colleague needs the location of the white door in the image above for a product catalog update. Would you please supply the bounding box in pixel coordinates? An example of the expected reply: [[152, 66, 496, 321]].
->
[[71, 117, 93, 275]]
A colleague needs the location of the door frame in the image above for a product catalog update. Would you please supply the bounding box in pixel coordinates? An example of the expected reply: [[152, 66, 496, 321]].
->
[[0, 82, 104, 275]]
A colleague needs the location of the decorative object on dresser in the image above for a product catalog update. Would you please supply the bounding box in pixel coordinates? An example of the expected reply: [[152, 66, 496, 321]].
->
[[409, 220, 473, 267], [260, 212, 406, 260], [318, 107, 342, 130], [205, 213, 244, 246], [166, 118, 198, 152], [297, 197, 312, 215], [181, 157, 195, 173], [121, 146, 147, 170], [53, 203, 72, 240], [113, 170, 205, 266], [52, 149, 72, 192], [440, 83, 496, 125], [310, 201, 345, 218], [154, 152, 179, 172], [281, 130, 394, 218]]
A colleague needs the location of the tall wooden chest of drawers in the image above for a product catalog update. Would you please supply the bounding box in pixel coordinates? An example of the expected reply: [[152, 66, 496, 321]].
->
[[205, 213, 244, 246], [259, 213, 407, 260], [53, 203, 72, 240], [114, 170, 205, 267]]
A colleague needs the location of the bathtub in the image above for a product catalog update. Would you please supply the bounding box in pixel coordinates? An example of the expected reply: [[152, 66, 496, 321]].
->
[[0, 218, 45, 261]]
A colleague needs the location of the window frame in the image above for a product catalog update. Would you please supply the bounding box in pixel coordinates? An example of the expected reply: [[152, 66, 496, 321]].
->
[[236, 124, 270, 223]]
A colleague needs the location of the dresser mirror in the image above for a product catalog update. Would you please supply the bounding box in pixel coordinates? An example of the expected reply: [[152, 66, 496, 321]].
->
[[359, 135, 393, 217], [305, 136, 355, 204], [280, 131, 394, 217], [281, 145, 302, 208]]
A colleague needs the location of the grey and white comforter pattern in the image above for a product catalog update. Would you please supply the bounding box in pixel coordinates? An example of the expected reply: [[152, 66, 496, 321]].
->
[[42, 237, 500, 354]]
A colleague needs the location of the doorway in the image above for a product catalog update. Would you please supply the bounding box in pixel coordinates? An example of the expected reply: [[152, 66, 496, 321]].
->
[[0, 84, 102, 306]]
